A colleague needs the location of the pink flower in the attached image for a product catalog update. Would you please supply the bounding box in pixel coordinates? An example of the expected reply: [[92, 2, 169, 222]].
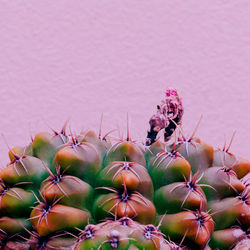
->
[[166, 88, 178, 97], [146, 88, 184, 145]]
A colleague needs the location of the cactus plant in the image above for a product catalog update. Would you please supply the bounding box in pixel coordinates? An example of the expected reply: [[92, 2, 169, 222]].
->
[[0, 88, 249, 249]]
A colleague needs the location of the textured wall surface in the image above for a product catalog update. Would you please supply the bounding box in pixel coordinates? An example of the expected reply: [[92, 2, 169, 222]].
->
[[0, 1, 250, 166]]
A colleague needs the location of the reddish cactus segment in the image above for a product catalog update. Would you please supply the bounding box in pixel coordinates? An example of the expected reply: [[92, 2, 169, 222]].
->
[[160, 210, 215, 249]]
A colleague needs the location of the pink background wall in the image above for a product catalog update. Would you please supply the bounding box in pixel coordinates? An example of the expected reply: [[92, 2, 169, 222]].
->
[[0, 1, 250, 166]]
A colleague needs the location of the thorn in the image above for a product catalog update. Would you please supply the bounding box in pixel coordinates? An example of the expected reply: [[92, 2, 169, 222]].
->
[[172, 130, 177, 153], [226, 131, 236, 153], [1, 134, 20, 161], [99, 113, 104, 139], [102, 129, 117, 141], [116, 123, 122, 140], [169, 118, 186, 141], [156, 214, 166, 230], [60, 118, 70, 136], [180, 228, 188, 246], [28, 122, 34, 143], [189, 115, 203, 141], [222, 134, 226, 152], [126, 112, 130, 141], [173, 143, 185, 155], [42, 117, 58, 135]]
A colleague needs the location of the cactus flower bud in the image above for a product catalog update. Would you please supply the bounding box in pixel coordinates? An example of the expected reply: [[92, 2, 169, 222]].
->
[[146, 88, 183, 145]]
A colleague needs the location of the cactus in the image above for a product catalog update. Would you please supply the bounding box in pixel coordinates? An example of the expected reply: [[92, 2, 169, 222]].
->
[[0, 88, 249, 249]]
